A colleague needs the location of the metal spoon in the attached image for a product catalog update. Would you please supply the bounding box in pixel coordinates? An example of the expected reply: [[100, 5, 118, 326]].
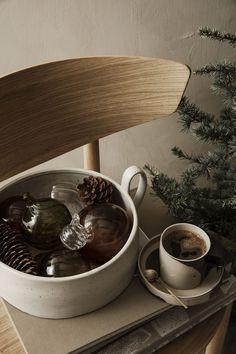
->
[[143, 269, 188, 309]]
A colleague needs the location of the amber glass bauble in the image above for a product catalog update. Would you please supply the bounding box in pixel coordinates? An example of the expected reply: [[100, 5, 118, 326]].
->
[[79, 203, 131, 263], [22, 193, 71, 250]]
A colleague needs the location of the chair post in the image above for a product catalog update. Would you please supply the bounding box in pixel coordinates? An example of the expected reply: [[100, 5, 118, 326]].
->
[[83, 140, 100, 172]]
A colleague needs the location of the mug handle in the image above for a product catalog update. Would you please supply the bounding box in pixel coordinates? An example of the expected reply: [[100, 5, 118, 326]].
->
[[121, 166, 147, 209]]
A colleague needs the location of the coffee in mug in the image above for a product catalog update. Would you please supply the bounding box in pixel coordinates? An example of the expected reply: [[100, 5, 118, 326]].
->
[[159, 223, 211, 290], [163, 230, 207, 260]]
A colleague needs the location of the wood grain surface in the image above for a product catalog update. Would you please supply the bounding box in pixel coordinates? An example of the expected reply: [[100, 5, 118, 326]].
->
[[0, 300, 25, 354], [0, 56, 189, 181]]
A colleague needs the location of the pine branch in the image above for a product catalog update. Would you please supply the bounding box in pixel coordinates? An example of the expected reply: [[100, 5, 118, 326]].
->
[[197, 187, 224, 200], [198, 27, 236, 47], [149, 173, 182, 208], [148, 168, 236, 239], [189, 106, 236, 146], [213, 167, 236, 186], [177, 97, 214, 129], [200, 196, 236, 210], [211, 78, 236, 100], [195, 63, 236, 77], [214, 179, 236, 192], [171, 146, 221, 171], [180, 150, 231, 182], [193, 118, 234, 145], [229, 138, 236, 156], [172, 146, 234, 183], [220, 107, 236, 121], [197, 151, 227, 168], [195, 62, 236, 104], [181, 164, 208, 183], [144, 164, 157, 177], [172, 146, 193, 161], [147, 27, 236, 241]]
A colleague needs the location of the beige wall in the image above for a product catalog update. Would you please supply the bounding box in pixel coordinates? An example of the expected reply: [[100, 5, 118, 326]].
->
[[0, 0, 235, 185]]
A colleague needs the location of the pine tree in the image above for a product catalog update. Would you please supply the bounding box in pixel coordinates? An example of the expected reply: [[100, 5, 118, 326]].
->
[[145, 27, 236, 252]]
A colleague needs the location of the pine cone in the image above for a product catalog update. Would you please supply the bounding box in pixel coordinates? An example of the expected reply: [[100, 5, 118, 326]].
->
[[77, 176, 113, 206], [0, 222, 38, 275]]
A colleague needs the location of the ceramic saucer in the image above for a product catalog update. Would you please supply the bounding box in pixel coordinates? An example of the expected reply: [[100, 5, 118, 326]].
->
[[138, 235, 224, 306]]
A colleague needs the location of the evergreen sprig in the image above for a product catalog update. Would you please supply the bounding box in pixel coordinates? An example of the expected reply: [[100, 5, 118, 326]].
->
[[172, 146, 194, 161], [178, 97, 236, 146], [198, 27, 236, 47], [195, 63, 236, 77], [195, 63, 236, 99], [146, 27, 236, 247], [193, 118, 235, 145], [177, 96, 214, 129]]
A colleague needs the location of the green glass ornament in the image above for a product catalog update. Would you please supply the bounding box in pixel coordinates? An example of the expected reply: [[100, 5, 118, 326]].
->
[[22, 193, 71, 250]]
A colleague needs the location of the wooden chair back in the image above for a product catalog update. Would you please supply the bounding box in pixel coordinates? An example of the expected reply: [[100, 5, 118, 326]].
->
[[0, 56, 190, 181]]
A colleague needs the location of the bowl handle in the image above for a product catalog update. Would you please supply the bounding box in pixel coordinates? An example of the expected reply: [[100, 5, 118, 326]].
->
[[121, 166, 147, 209]]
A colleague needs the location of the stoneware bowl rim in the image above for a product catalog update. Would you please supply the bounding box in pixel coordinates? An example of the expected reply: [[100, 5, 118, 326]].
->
[[0, 167, 138, 282]]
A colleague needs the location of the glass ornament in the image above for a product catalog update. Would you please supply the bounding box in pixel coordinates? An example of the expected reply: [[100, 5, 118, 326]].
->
[[60, 213, 94, 251], [22, 193, 71, 250], [37, 249, 98, 277], [0, 196, 26, 228], [51, 182, 82, 216], [79, 203, 131, 263]]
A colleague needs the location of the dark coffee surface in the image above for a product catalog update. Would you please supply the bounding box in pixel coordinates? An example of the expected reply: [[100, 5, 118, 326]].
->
[[163, 230, 207, 260]]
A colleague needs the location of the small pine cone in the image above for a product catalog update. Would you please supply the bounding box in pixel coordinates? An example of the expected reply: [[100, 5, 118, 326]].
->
[[77, 176, 113, 206], [0, 222, 38, 275]]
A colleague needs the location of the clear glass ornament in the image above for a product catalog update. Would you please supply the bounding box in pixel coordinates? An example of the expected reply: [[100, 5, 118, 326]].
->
[[60, 213, 94, 251], [51, 182, 82, 217]]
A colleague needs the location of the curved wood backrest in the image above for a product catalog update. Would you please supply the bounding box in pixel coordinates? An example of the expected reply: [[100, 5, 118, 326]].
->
[[0, 56, 190, 181]]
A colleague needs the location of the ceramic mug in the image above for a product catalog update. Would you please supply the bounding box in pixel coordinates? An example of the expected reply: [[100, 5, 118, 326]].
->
[[159, 223, 211, 290], [0, 166, 147, 318]]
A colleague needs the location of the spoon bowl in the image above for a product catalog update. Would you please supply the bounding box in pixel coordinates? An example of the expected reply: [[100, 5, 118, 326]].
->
[[143, 269, 188, 309]]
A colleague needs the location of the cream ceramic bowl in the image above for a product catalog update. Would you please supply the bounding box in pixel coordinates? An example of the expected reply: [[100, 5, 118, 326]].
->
[[0, 167, 147, 319]]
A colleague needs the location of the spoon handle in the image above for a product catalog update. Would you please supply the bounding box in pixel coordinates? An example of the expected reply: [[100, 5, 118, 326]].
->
[[159, 278, 188, 309]]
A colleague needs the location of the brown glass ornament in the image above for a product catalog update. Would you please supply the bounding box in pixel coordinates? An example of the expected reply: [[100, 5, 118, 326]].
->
[[37, 249, 98, 277], [79, 203, 131, 263]]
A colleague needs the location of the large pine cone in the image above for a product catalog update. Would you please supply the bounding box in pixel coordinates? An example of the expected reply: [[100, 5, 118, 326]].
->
[[0, 222, 38, 275], [77, 176, 113, 206]]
